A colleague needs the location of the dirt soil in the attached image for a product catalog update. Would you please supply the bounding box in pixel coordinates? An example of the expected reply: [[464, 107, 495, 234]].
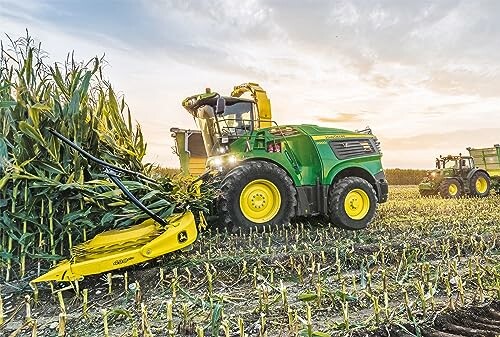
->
[[1, 187, 499, 336], [352, 301, 500, 337]]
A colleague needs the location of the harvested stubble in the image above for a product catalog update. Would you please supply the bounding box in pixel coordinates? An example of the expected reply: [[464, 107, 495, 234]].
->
[[1, 185, 499, 336]]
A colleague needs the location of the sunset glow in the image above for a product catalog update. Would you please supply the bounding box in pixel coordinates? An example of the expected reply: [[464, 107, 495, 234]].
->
[[2, 0, 499, 168]]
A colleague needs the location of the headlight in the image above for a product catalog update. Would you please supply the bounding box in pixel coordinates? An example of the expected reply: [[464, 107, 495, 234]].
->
[[208, 155, 238, 169], [212, 157, 223, 167]]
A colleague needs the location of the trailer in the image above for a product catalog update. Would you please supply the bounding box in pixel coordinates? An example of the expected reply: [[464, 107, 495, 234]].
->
[[468, 144, 500, 192]]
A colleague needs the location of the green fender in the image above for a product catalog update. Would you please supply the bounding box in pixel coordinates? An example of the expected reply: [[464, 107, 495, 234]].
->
[[324, 158, 382, 186], [236, 157, 302, 186]]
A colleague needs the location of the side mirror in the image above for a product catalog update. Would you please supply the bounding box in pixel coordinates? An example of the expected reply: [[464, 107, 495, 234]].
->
[[215, 97, 226, 114]]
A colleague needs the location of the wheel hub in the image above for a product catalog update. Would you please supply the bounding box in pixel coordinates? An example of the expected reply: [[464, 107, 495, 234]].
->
[[240, 179, 281, 223], [449, 183, 458, 196], [476, 177, 488, 193], [344, 189, 370, 220], [251, 193, 267, 209]]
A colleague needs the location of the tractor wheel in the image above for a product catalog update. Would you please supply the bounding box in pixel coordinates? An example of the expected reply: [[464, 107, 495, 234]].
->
[[439, 179, 462, 198], [328, 177, 377, 230], [469, 171, 491, 197], [218, 161, 296, 231]]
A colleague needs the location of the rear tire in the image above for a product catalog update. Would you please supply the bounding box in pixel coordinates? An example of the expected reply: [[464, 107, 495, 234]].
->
[[469, 171, 491, 197], [439, 178, 462, 198], [328, 177, 377, 230], [218, 161, 296, 231]]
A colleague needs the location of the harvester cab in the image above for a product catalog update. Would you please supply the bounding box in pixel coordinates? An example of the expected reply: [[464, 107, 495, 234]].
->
[[181, 82, 270, 156], [419, 154, 491, 198]]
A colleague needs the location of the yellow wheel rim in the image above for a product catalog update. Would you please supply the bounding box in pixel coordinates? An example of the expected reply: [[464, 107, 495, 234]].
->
[[476, 177, 488, 194], [344, 188, 370, 220], [448, 183, 458, 196], [239, 179, 281, 223]]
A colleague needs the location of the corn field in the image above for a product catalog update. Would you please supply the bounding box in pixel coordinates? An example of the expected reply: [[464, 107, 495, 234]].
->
[[1, 185, 499, 336], [1, 35, 499, 336], [0, 34, 209, 283]]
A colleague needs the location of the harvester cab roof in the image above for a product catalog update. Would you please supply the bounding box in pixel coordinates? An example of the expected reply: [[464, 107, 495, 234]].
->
[[182, 92, 252, 116]]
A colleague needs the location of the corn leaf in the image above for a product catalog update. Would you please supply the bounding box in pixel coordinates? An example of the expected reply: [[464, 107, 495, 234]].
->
[[18, 121, 46, 146]]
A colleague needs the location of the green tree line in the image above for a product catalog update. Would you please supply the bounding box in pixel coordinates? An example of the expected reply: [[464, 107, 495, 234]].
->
[[385, 168, 428, 185]]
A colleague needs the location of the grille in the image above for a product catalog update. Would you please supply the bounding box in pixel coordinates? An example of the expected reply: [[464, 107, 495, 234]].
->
[[330, 139, 377, 160]]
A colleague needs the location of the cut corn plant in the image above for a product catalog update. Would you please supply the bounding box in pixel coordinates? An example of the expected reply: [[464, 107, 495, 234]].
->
[[0, 33, 212, 282]]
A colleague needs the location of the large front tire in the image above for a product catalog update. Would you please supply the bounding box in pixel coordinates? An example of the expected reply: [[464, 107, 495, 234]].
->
[[218, 161, 297, 231], [439, 178, 462, 198], [328, 177, 377, 230]]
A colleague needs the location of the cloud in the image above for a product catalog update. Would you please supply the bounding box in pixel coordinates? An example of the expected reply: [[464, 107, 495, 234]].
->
[[2, 0, 500, 168], [316, 113, 361, 123], [5, 1, 500, 96], [257, 1, 500, 96]]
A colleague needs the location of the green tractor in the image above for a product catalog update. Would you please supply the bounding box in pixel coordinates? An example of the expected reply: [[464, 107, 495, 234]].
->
[[181, 83, 388, 230], [418, 154, 491, 198]]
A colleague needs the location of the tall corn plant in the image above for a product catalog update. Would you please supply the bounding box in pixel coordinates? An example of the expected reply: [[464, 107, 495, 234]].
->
[[0, 34, 203, 281]]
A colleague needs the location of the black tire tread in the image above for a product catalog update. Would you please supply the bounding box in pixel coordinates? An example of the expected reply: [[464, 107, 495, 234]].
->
[[328, 176, 377, 230], [419, 189, 432, 197], [218, 161, 297, 231], [469, 171, 491, 197], [439, 178, 462, 198]]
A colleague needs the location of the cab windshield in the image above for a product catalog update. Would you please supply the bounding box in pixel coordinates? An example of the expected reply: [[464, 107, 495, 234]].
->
[[442, 159, 459, 169], [217, 101, 253, 136], [192, 100, 254, 156]]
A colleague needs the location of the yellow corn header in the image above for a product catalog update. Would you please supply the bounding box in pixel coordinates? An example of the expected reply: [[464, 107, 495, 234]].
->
[[32, 129, 200, 283]]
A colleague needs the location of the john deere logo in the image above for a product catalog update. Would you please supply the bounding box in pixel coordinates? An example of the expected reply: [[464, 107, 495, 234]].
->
[[178, 230, 188, 243]]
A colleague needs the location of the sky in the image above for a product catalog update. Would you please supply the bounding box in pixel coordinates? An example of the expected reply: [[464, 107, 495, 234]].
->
[[1, 0, 499, 169]]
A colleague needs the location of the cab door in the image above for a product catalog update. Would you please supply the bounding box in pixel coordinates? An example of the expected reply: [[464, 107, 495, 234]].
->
[[459, 158, 473, 179]]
